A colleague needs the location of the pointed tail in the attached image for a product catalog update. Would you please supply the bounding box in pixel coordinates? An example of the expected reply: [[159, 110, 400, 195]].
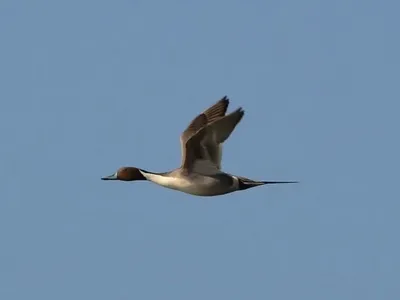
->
[[237, 177, 298, 190]]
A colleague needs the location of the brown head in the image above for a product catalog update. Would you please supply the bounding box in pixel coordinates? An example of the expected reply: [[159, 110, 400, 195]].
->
[[101, 167, 147, 181]]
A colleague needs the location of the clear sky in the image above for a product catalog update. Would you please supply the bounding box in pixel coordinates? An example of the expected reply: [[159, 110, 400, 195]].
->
[[1, 0, 399, 299]]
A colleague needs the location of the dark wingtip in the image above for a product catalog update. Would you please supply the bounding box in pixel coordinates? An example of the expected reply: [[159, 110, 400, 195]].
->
[[220, 95, 230, 104]]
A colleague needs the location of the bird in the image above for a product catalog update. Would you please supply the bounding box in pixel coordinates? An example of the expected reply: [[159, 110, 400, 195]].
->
[[101, 96, 297, 196]]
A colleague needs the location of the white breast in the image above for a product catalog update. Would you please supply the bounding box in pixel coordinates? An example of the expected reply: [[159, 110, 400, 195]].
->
[[141, 172, 192, 191]]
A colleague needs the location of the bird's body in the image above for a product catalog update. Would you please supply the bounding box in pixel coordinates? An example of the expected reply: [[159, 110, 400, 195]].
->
[[139, 169, 239, 196]]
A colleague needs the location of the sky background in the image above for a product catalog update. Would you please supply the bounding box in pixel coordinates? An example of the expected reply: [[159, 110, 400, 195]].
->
[[1, 0, 399, 299]]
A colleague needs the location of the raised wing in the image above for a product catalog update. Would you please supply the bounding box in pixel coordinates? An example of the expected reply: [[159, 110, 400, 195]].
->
[[181, 106, 245, 174], [200, 107, 245, 158], [180, 113, 210, 171], [180, 97, 229, 167], [201, 96, 229, 124]]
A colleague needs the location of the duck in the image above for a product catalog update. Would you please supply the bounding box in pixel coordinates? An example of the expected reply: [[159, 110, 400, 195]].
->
[[101, 96, 297, 196]]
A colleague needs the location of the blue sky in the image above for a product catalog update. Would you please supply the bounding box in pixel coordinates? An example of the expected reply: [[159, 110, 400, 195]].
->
[[1, 0, 399, 299]]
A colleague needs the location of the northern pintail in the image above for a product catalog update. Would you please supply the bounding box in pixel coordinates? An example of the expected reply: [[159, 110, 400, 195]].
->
[[101, 96, 297, 196]]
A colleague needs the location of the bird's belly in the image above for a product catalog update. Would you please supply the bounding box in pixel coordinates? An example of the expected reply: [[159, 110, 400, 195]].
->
[[145, 173, 236, 196], [172, 177, 233, 196]]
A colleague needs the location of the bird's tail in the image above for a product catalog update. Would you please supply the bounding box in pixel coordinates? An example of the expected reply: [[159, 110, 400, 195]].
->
[[237, 176, 298, 190]]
